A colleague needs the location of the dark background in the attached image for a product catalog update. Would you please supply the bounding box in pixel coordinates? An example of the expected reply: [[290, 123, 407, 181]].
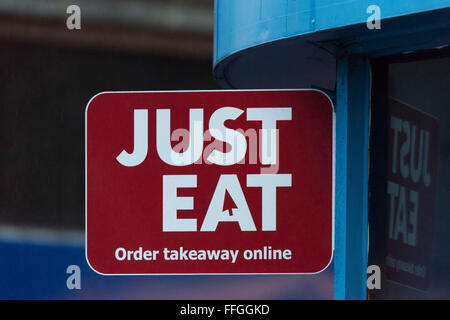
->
[[0, 1, 334, 300], [0, 41, 218, 230]]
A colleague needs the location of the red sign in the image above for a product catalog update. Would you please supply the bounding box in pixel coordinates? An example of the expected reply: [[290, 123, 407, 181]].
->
[[385, 98, 439, 290], [85, 90, 334, 275]]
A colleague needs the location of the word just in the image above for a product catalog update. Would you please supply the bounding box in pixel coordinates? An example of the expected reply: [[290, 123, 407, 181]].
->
[[116, 107, 292, 172]]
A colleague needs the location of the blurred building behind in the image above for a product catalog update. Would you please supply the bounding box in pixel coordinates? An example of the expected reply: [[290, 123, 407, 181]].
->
[[0, 0, 217, 231], [0, 0, 334, 299], [0, 0, 214, 58]]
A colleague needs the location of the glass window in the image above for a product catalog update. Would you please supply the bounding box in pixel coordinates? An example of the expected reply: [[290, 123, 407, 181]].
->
[[369, 50, 450, 299]]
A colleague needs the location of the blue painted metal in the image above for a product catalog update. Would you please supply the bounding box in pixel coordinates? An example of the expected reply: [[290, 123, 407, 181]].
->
[[334, 55, 370, 300], [213, 1, 450, 89], [214, 0, 450, 67], [0, 238, 334, 299]]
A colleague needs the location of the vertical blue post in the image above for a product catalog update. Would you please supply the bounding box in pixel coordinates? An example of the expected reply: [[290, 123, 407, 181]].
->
[[334, 55, 370, 300]]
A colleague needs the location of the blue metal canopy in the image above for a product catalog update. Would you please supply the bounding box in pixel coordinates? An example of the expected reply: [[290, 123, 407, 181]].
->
[[213, 0, 450, 300], [214, 0, 450, 89]]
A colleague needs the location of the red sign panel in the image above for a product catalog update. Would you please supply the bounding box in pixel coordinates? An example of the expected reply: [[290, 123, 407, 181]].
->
[[85, 90, 334, 275], [385, 98, 439, 290]]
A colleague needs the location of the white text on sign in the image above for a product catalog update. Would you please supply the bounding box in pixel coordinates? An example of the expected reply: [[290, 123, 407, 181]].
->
[[116, 107, 293, 232]]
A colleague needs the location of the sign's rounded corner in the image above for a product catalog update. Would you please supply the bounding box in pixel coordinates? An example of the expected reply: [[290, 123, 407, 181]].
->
[[85, 91, 111, 117], [309, 88, 335, 114], [312, 248, 334, 275], [85, 249, 109, 276]]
